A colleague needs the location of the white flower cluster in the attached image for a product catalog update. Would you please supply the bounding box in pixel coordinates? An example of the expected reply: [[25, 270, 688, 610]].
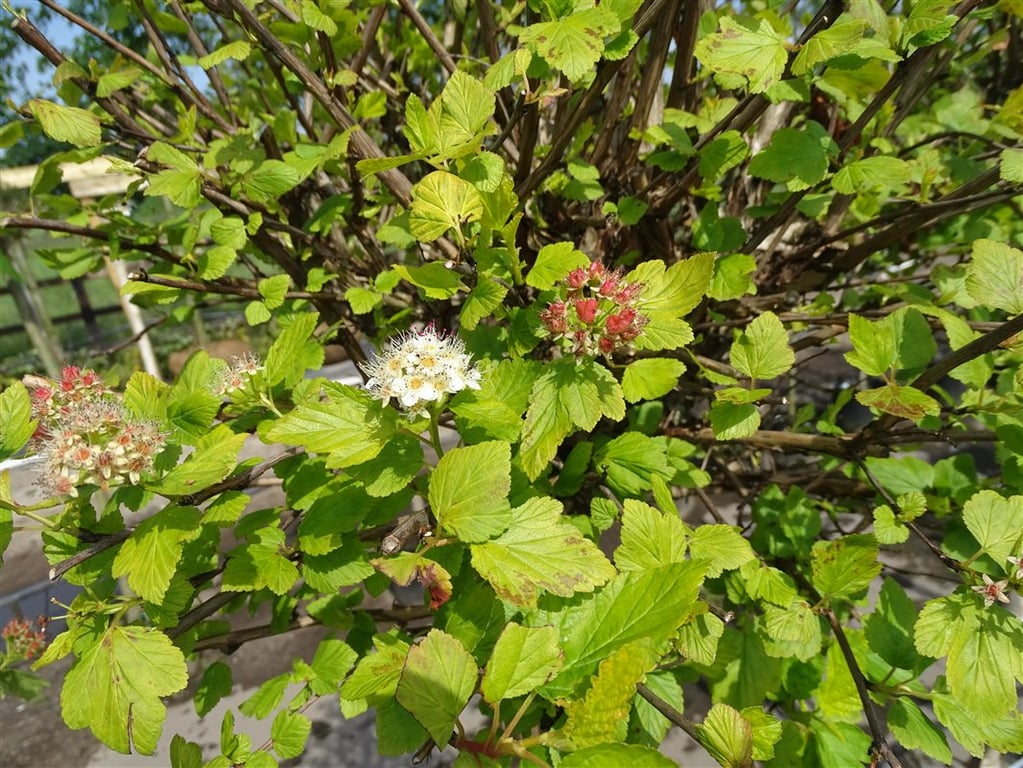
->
[[361, 325, 481, 412]]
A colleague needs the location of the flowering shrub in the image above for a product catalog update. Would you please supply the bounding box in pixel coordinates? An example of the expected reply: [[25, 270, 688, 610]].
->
[[1, 618, 49, 702], [361, 324, 481, 412], [540, 261, 648, 356], [1, 1, 1023, 767], [25, 366, 166, 497], [2, 618, 47, 662]]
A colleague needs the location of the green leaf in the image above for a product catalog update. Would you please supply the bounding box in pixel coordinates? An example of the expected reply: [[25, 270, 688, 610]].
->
[[265, 384, 396, 468], [748, 124, 833, 191], [461, 277, 508, 330], [965, 239, 1023, 314], [526, 242, 590, 290], [698, 131, 748, 183], [962, 490, 1023, 565], [738, 559, 797, 606], [198, 40, 251, 68], [27, 99, 102, 147], [675, 609, 725, 666], [832, 156, 912, 193], [344, 433, 423, 497], [630, 253, 714, 324], [709, 401, 760, 440], [145, 168, 202, 208], [169, 735, 203, 768], [536, 562, 707, 697], [395, 630, 477, 746], [198, 245, 237, 280], [239, 673, 289, 719], [264, 312, 320, 387], [438, 70, 496, 152], [195, 661, 233, 718], [239, 160, 301, 204], [309, 638, 358, 695], [430, 441, 511, 543], [111, 505, 202, 603], [688, 524, 755, 578], [855, 383, 941, 423], [810, 534, 881, 602], [481, 624, 563, 705], [559, 744, 677, 768], [392, 262, 468, 300], [222, 524, 300, 595], [615, 499, 688, 571], [409, 171, 483, 241], [621, 358, 686, 403], [1000, 148, 1023, 182], [864, 578, 921, 671], [872, 503, 910, 544], [345, 286, 381, 314], [148, 141, 197, 171], [519, 358, 625, 481], [791, 17, 870, 75], [709, 253, 757, 301], [694, 16, 788, 94], [844, 308, 936, 377], [166, 378, 220, 442], [864, 455, 934, 494], [902, 0, 957, 47], [62, 626, 187, 754], [594, 433, 674, 496], [518, 6, 620, 82], [730, 312, 793, 380], [0, 382, 35, 462], [258, 274, 290, 309], [761, 601, 822, 661], [813, 720, 873, 767], [96, 68, 142, 97], [150, 426, 247, 497], [698, 703, 753, 768], [271, 710, 311, 760], [888, 698, 952, 765], [559, 640, 658, 749], [471, 496, 615, 608], [300, 0, 336, 34]]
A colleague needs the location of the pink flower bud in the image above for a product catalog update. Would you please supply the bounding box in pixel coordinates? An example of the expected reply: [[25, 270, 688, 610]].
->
[[574, 298, 599, 324]]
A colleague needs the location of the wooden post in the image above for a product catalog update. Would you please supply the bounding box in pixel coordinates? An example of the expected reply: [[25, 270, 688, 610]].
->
[[4, 236, 63, 377]]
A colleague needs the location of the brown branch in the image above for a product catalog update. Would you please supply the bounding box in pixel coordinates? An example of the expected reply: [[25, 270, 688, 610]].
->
[[858, 311, 1023, 439], [126, 270, 340, 302], [667, 428, 883, 460], [514, 0, 677, 201], [49, 530, 132, 582], [1, 216, 184, 264], [50, 449, 301, 583], [208, 0, 413, 206], [189, 604, 434, 652], [397, 0, 457, 75], [822, 608, 903, 768], [635, 683, 700, 743], [857, 460, 962, 574]]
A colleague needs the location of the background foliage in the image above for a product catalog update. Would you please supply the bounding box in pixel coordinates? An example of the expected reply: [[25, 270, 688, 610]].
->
[[2, 1, 1022, 766]]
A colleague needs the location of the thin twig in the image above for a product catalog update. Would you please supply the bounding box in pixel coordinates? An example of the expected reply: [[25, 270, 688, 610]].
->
[[822, 608, 903, 768]]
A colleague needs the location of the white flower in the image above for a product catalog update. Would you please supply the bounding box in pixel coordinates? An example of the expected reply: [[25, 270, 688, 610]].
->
[[972, 573, 1011, 608], [361, 325, 481, 412]]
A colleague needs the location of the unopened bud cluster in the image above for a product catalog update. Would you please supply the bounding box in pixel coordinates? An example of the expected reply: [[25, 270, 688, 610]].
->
[[25, 366, 166, 498], [540, 261, 648, 356], [2, 618, 47, 661], [361, 324, 481, 413]]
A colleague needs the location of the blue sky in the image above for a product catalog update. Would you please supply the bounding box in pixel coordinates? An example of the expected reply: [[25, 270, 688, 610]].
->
[[6, 1, 80, 102]]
